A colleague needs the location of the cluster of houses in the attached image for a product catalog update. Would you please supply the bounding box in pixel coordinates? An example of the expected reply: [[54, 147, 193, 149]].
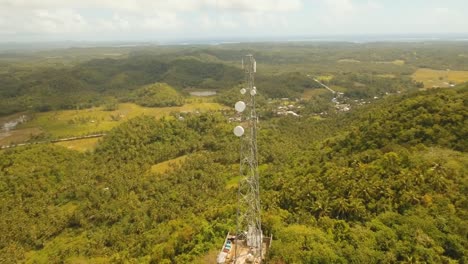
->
[[273, 98, 302, 117]]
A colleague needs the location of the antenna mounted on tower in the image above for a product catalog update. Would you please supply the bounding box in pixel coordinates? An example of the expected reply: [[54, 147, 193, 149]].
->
[[217, 55, 272, 264]]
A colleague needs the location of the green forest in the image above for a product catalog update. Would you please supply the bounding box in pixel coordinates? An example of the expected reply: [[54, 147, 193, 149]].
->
[[0, 43, 467, 263], [2, 42, 468, 116]]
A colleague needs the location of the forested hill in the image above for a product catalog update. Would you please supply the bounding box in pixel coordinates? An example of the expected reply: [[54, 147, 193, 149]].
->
[[0, 55, 243, 115], [0, 52, 323, 116], [0, 87, 467, 263]]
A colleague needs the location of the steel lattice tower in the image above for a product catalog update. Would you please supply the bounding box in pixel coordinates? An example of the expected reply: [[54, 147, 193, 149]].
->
[[233, 54, 263, 263]]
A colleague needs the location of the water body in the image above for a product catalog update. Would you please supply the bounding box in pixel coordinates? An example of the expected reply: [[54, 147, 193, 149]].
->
[[189, 91, 217, 97]]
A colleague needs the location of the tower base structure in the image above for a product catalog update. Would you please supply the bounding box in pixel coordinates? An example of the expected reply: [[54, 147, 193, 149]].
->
[[217, 233, 272, 264]]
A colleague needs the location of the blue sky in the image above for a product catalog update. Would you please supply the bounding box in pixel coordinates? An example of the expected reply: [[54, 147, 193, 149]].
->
[[0, 0, 467, 42]]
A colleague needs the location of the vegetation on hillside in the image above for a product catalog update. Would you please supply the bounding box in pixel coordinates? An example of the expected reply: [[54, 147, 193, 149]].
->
[[1, 87, 466, 263], [130, 83, 184, 107], [0, 55, 242, 116], [3, 42, 468, 116]]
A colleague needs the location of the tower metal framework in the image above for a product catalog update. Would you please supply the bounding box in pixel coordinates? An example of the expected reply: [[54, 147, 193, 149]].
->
[[218, 55, 269, 264], [235, 54, 263, 262]]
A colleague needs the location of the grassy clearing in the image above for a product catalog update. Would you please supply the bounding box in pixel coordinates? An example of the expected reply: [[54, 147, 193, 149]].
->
[[376, 74, 396, 78], [226, 175, 242, 189], [330, 85, 347, 93], [375, 60, 405, 65], [0, 112, 27, 124], [16, 102, 225, 138], [412, 68, 468, 88], [0, 127, 43, 146], [302, 88, 328, 100], [338, 59, 361, 63], [316, 75, 333, 81], [25, 231, 110, 264], [185, 95, 216, 104], [150, 155, 188, 174], [195, 249, 219, 264], [392, 60, 405, 65], [54, 138, 101, 152]]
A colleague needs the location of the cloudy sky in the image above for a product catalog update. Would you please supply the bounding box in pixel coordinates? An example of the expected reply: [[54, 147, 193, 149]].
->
[[0, 0, 467, 42]]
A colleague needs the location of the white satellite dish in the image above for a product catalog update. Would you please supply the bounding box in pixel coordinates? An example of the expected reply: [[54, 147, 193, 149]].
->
[[250, 89, 256, 96], [235, 101, 246, 112], [240, 88, 246, 95], [234, 126, 244, 137]]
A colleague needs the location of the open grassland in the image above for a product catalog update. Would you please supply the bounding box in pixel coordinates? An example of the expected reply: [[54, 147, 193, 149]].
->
[[0, 112, 26, 124], [0, 127, 43, 146], [25, 231, 110, 264], [302, 88, 329, 100], [196, 249, 219, 264], [412, 68, 468, 88], [375, 60, 405, 65], [184, 94, 217, 104], [330, 85, 347, 93], [316, 75, 333, 81], [392, 59, 405, 65], [376, 74, 396, 78], [150, 155, 188, 174], [54, 137, 101, 152], [17, 102, 225, 138], [338, 59, 361, 63]]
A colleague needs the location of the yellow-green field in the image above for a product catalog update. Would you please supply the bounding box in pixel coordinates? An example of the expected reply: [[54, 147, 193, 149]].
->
[[195, 249, 219, 264], [376, 74, 396, 78], [54, 138, 101, 152], [330, 85, 347, 93], [316, 75, 333, 81], [1, 102, 225, 149], [226, 175, 242, 189], [412, 68, 468, 88], [150, 155, 188, 173], [338, 59, 361, 63], [0, 112, 26, 124], [302, 88, 328, 100], [0, 127, 43, 146], [375, 60, 405, 65], [19, 102, 224, 138]]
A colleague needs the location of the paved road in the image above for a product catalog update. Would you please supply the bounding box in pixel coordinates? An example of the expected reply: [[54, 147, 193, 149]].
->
[[310, 76, 336, 94]]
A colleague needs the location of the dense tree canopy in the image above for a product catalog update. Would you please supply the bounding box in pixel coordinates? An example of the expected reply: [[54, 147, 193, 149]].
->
[[1, 87, 466, 263], [3, 42, 468, 116], [130, 83, 184, 107]]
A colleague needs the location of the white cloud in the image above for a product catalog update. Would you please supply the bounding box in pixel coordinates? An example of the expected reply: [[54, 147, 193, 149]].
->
[[203, 0, 302, 12], [0, 8, 89, 37], [315, 0, 389, 33], [1, 0, 467, 41], [92, 12, 183, 34], [418, 7, 466, 33], [142, 13, 183, 30], [0, 0, 303, 40], [365, 0, 383, 11], [432, 7, 451, 16], [323, 0, 355, 15], [0, 0, 302, 12], [33, 9, 88, 33]]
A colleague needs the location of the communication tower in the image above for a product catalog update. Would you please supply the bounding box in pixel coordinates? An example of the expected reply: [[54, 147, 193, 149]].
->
[[218, 55, 271, 264]]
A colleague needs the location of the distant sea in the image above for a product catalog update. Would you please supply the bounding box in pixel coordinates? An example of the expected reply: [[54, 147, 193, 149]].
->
[[1, 33, 467, 52], [171, 33, 468, 45]]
